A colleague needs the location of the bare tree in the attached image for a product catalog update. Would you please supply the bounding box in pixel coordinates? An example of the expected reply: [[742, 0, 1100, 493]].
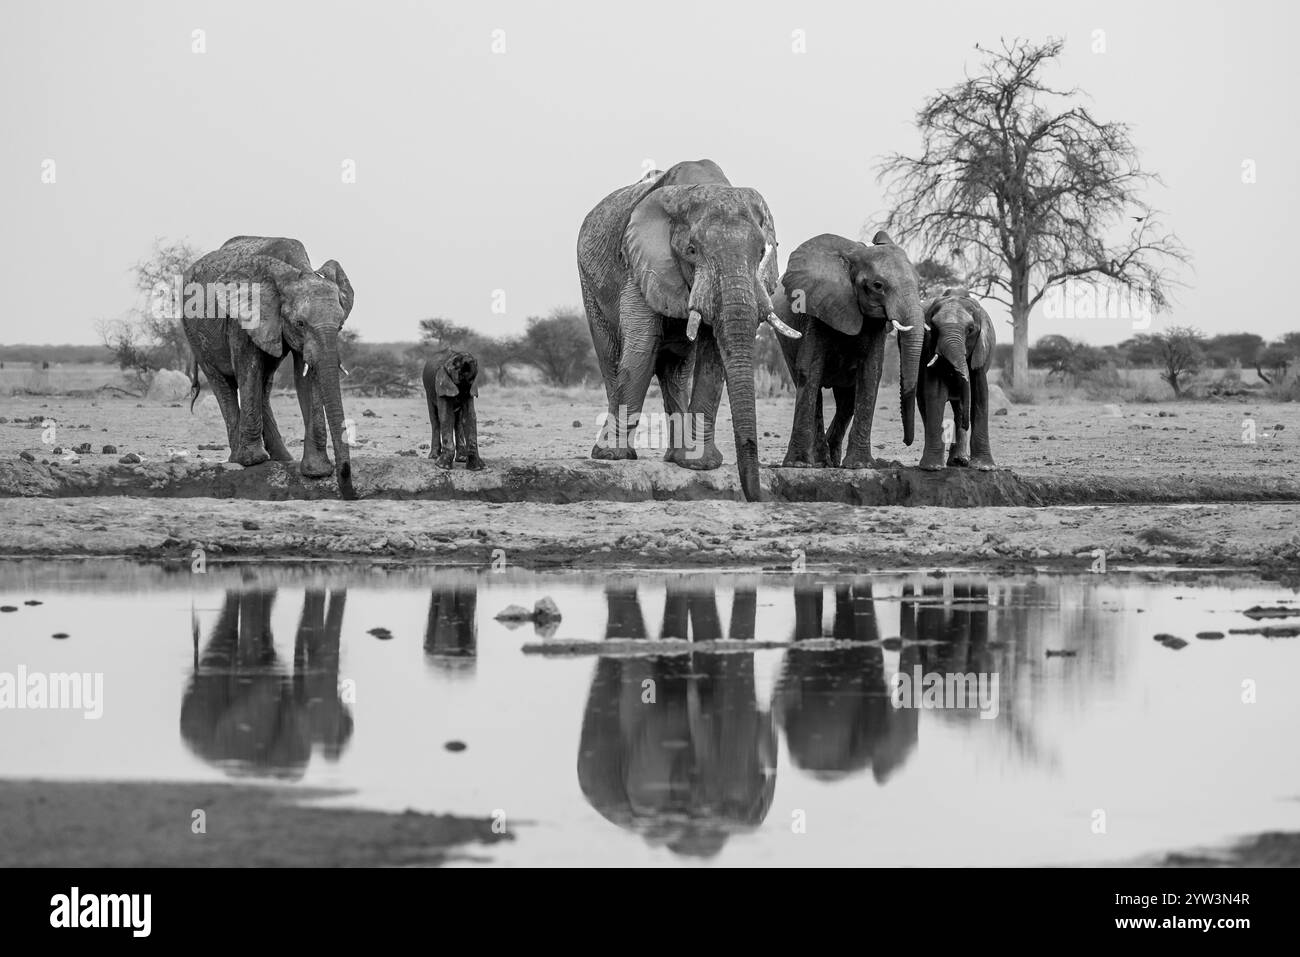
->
[[877, 37, 1189, 387], [1128, 326, 1203, 397]]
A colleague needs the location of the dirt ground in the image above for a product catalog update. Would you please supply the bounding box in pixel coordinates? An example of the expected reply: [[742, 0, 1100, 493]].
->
[[0, 780, 507, 866], [2, 385, 1296, 480], [1, 387, 1297, 569]]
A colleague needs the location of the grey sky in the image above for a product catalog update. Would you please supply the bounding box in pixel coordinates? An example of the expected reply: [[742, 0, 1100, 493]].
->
[[2, 0, 1295, 346]]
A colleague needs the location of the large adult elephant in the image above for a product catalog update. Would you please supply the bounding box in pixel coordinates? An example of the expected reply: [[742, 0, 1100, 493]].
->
[[577, 159, 800, 502], [773, 232, 925, 467], [183, 236, 355, 498]]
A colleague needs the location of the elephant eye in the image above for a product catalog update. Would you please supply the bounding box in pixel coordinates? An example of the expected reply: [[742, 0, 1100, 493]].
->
[[871, 280, 885, 292], [685, 243, 697, 257]]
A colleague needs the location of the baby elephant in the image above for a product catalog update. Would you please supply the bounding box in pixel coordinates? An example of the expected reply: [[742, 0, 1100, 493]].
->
[[422, 349, 484, 470], [919, 288, 996, 470]]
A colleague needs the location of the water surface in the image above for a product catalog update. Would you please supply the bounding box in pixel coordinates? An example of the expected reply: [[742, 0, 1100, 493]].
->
[[1, 560, 1296, 866]]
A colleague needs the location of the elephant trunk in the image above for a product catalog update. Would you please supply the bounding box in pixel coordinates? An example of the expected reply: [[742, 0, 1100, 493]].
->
[[939, 335, 972, 432], [717, 266, 761, 502], [318, 334, 354, 500], [894, 295, 925, 447]]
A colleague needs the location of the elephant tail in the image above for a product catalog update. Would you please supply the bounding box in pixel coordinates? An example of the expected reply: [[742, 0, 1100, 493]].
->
[[187, 356, 201, 412]]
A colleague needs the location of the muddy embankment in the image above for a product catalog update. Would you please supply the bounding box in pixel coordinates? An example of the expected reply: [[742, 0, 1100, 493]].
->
[[3, 456, 1299, 506]]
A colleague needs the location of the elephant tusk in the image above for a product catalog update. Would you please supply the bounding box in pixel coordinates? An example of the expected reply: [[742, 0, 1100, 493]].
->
[[891, 320, 914, 333], [687, 310, 702, 341], [340, 364, 349, 376], [767, 312, 801, 339], [927, 355, 939, 367], [303, 362, 311, 377]]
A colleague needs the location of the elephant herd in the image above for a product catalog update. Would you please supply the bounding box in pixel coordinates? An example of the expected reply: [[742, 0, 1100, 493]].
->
[[183, 158, 996, 503]]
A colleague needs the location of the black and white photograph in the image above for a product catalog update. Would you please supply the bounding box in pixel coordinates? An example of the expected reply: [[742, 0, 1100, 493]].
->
[[0, 0, 1296, 918]]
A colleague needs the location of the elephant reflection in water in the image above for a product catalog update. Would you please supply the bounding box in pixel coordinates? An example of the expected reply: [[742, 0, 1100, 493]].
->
[[424, 585, 477, 675], [901, 581, 997, 695], [577, 583, 775, 858], [180, 588, 353, 780], [774, 583, 920, 783]]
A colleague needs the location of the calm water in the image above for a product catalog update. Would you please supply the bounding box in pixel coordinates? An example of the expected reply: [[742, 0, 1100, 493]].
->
[[1, 559, 1297, 866]]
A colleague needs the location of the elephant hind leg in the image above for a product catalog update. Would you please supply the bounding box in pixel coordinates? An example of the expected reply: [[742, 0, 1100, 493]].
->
[[200, 361, 241, 460], [261, 362, 294, 462], [826, 386, 854, 465], [426, 390, 442, 460], [657, 342, 696, 464]]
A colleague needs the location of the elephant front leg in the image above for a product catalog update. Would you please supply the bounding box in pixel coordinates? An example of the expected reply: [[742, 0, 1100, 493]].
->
[[968, 370, 997, 470], [595, 281, 661, 461], [841, 331, 885, 469], [233, 358, 271, 467], [294, 353, 333, 478], [782, 323, 824, 468], [460, 400, 485, 471], [947, 407, 972, 467], [434, 398, 457, 469], [918, 373, 950, 470], [678, 331, 725, 471]]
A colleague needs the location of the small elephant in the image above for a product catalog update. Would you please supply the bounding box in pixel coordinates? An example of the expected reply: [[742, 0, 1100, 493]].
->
[[918, 288, 996, 470], [422, 349, 484, 470]]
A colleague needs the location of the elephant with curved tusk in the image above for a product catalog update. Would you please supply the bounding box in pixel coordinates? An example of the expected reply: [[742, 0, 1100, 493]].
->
[[918, 288, 997, 470], [773, 232, 926, 468], [182, 236, 356, 499], [577, 159, 796, 502]]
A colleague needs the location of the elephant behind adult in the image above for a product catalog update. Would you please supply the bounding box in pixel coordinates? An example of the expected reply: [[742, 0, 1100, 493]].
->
[[183, 236, 355, 498], [773, 232, 925, 467], [918, 288, 997, 470], [577, 159, 800, 502]]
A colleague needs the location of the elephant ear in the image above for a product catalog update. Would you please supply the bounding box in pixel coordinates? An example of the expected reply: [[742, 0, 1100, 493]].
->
[[781, 234, 864, 335], [966, 297, 995, 370], [434, 361, 459, 397], [624, 189, 689, 318], [315, 260, 354, 324], [191, 252, 299, 358], [622, 161, 733, 318]]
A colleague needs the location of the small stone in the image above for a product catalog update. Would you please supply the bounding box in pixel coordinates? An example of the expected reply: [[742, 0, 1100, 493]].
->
[[571, 420, 582, 428], [534, 596, 562, 623], [102, 445, 117, 454], [74, 443, 92, 454], [242, 519, 260, 530], [368, 627, 393, 640], [362, 409, 377, 417], [1196, 631, 1224, 640], [119, 452, 142, 464], [19, 451, 35, 462], [0, 606, 16, 612], [1154, 633, 1189, 650], [51, 633, 69, 639], [0, 417, 7, 424], [994, 408, 1008, 416], [23, 600, 41, 606], [1274, 424, 1285, 431], [444, 741, 467, 752], [494, 604, 533, 622], [1045, 649, 1077, 658], [51, 446, 63, 454]]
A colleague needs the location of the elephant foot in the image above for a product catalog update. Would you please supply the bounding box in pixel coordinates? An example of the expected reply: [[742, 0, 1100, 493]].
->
[[300, 450, 335, 479], [269, 448, 295, 464], [781, 452, 815, 468], [465, 455, 486, 471], [839, 452, 879, 470], [969, 454, 997, 471], [592, 443, 636, 461], [918, 450, 947, 470], [234, 445, 270, 468], [675, 441, 723, 471], [434, 451, 455, 470], [455, 449, 467, 463]]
